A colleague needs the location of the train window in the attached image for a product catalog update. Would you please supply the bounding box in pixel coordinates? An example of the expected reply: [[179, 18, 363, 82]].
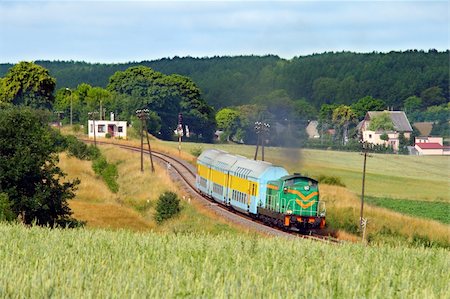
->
[[285, 179, 294, 186]]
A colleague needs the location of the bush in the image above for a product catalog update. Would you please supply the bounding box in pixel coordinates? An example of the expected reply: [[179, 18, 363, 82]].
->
[[190, 146, 203, 157], [72, 124, 81, 133], [92, 156, 119, 193], [155, 191, 180, 224], [317, 175, 346, 187], [105, 133, 112, 139], [0, 193, 15, 222], [65, 135, 100, 160]]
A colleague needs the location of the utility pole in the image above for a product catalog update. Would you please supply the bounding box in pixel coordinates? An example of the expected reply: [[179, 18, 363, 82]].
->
[[136, 109, 155, 173], [65, 88, 73, 127], [254, 121, 270, 161], [359, 141, 371, 240], [88, 111, 98, 147], [261, 122, 270, 161], [254, 121, 261, 160]]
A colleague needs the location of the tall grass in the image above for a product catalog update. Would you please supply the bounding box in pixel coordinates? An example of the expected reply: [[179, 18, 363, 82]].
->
[[59, 146, 243, 235], [321, 185, 450, 248], [0, 223, 448, 298]]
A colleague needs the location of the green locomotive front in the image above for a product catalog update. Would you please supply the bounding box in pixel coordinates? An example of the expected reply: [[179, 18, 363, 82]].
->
[[257, 174, 326, 229]]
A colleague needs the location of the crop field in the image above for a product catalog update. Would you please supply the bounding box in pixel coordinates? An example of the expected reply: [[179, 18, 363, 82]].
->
[[0, 223, 448, 298], [365, 196, 450, 224]]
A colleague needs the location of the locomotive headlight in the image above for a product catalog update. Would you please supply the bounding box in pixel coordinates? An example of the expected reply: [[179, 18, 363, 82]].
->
[[304, 186, 310, 191]]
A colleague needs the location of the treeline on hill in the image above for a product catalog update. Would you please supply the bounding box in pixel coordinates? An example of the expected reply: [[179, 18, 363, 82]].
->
[[0, 51, 448, 148], [0, 50, 448, 110]]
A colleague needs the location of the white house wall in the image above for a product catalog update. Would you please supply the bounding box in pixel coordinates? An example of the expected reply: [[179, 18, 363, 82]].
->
[[88, 120, 127, 139]]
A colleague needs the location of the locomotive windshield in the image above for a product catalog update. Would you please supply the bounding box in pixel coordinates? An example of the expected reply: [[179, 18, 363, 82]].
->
[[284, 177, 317, 188]]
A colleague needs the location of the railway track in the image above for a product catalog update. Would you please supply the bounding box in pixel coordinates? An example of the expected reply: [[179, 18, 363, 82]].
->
[[80, 139, 341, 244]]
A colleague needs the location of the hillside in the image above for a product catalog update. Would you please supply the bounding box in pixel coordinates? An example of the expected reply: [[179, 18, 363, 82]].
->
[[1, 50, 448, 109]]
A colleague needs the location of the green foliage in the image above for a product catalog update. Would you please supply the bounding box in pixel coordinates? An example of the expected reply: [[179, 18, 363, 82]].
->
[[420, 86, 446, 107], [0, 107, 79, 226], [65, 135, 100, 160], [155, 191, 180, 224], [190, 146, 203, 157], [332, 105, 356, 144], [430, 120, 450, 137], [92, 156, 119, 193], [368, 112, 395, 131], [317, 175, 346, 187], [72, 124, 81, 133], [351, 96, 386, 120], [215, 108, 241, 141], [380, 132, 389, 141], [365, 196, 450, 224], [0, 62, 56, 109], [403, 96, 422, 114], [0, 193, 15, 222], [107, 66, 215, 142], [398, 132, 409, 154], [1, 51, 448, 114]]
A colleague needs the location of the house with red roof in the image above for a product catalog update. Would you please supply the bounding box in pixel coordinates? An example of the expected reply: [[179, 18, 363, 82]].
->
[[414, 137, 450, 155]]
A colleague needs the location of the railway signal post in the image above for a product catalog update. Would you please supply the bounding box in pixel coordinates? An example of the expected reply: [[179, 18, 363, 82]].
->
[[54, 111, 64, 131], [177, 113, 183, 156], [136, 108, 155, 173]]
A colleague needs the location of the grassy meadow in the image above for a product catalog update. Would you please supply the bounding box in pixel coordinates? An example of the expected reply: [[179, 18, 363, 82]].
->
[[1, 223, 449, 298], [156, 140, 449, 202], [58, 145, 249, 235]]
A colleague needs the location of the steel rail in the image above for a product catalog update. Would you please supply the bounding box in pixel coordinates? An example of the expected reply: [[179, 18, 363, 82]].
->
[[80, 138, 341, 244]]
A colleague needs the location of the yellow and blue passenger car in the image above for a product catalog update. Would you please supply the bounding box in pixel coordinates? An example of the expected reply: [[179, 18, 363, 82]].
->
[[196, 149, 326, 229]]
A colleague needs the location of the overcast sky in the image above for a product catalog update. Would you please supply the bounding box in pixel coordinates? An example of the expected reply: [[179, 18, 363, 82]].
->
[[0, 0, 448, 63]]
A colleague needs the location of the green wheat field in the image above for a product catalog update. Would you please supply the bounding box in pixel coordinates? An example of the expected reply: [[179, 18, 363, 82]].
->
[[1, 223, 448, 298]]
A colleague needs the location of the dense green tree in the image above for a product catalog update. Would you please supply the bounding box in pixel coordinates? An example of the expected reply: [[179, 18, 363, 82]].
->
[[398, 132, 409, 154], [332, 105, 356, 144], [1, 51, 448, 123], [351, 96, 386, 120], [403, 96, 422, 114], [107, 66, 215, 141], [318, 103, 339, 135], [0, 107, 79, 226], [0, 62, 56, 109], [293, 98, 318, 120], [430, 120, 450, 138], [368, 112, 395, 131], [216, 108, 241, 141], [421, 86, 446, 107], [312, 77, 339, 105]]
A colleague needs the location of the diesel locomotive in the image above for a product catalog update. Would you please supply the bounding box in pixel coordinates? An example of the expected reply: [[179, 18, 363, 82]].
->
[[196, 149, 326, 230]]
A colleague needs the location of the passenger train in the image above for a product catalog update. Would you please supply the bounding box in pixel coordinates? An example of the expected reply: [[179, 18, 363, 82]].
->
[[196, 149, 326, 230]]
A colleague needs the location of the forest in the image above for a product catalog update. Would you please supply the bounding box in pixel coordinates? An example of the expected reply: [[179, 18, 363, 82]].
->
[[0, 50, 448, 110], [0, 50, 448, 147]]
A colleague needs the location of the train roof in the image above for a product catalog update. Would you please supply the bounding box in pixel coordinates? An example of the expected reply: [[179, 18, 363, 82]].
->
[[280, 174, 318, 184], [197, 149, 287, 179]]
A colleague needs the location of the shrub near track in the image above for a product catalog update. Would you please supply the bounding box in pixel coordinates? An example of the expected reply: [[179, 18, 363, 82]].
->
[[0, 223, 448, 298]]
